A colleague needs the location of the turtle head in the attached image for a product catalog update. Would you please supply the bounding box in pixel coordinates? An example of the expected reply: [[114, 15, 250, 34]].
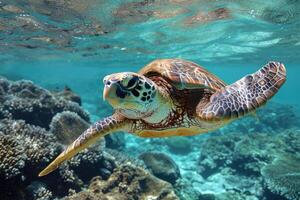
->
[[103, 72, 159, 119]]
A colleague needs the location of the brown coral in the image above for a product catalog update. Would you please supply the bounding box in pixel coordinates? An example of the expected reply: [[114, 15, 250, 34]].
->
[[0, 119, 62, 171], [65, 164, 179, 200], [50, 111, 90, 145], [0, 77, 90, 129], [262, 155, 300, 200], [0, 132, 26, 180]]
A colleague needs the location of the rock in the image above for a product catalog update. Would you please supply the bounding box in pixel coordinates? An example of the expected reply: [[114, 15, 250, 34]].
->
[[139, 152, 181, 184], [49, 111, 90, 145], [198, 193, 216, 200], [165, 137, 192, 154], [64, 164, 179, 200]]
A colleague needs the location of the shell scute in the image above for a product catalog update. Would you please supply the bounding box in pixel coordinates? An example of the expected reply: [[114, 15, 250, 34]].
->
[[139, 59, 226, 91]]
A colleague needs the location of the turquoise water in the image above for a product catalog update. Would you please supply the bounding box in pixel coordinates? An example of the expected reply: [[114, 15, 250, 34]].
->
[[0, 1, 300, 200]]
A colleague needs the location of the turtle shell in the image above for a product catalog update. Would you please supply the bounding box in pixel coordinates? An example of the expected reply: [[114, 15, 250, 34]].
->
[[138, 59, 226, 91]]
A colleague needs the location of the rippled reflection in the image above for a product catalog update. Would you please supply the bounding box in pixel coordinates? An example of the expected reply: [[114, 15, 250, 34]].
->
[[0, 0, 299, 63]]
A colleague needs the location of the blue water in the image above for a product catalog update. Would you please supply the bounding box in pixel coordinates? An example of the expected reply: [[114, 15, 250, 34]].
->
[[0, 1, 300, 200]]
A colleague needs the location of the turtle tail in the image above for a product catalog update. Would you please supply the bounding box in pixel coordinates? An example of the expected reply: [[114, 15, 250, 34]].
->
[[38, 115, 129, 177], [197, 61, 286, 121]]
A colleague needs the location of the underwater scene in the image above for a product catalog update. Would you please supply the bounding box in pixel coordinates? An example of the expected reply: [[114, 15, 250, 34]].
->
[[0, 0, 299, 200]]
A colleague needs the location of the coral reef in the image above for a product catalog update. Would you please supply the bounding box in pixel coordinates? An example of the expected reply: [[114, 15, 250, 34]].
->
[[26, 181, 53, 200], [195, 129, 300, 200], [0, 119, 61, 175], [221, 102, 299, 134], [139, 152, 181, 184], [0, 77, 112, 199], [0, 76, 183, 200], [0, 77, 89, 129], [65, 145, 114, 183], [0, 132, 25, 180], [53, 86, 82, 106], [197, 131, 293, 178], [50, 111, 90, 145], [64, 164, 179, 200], [0, 119, 61, 200], [262, 155, 300, 200]]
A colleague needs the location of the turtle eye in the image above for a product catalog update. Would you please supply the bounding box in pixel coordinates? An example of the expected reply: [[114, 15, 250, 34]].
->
[[126, 77, 139, 90]]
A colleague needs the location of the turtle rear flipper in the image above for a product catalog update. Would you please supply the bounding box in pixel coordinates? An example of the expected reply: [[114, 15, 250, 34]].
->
[[197, 61, 286, 121]]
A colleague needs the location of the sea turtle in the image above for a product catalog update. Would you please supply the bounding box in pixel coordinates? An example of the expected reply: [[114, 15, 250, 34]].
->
[[39, 59, 286, 176]]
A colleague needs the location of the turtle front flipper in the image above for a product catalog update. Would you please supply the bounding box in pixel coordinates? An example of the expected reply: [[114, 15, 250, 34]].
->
[[197, 61, 286, 121], [38, 114, 130, 177]]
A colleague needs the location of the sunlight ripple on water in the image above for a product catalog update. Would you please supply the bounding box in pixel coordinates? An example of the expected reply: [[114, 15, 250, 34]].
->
[[0, 0, 299, 64]]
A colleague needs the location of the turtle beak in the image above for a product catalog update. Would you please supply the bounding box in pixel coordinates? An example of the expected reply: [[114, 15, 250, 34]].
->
[[103, 87, 110, 101], [102, 78, 121, 107], [103, 78, 115, 101]]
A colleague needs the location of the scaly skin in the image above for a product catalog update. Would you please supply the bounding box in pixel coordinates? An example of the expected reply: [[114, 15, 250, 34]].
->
[[197, 62, 287, 121], [38, 114, 131, 176], [39, 60, 286, 177]]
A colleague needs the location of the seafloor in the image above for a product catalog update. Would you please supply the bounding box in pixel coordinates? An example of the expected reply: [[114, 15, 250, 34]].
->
[[0, 76, 299, 200]]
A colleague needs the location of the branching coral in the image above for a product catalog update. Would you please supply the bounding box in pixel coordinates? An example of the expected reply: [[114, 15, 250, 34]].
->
[[65, 164, 179, 200], [26, 181, 53, 200], [198, 132, 289, 178], [262, 155, 300, 200], [53, 86, 82, 105], [65, 145, 114, 182], [0, 132, 26, 180], [0, 77, 89, 129], [0, 118, 61, 199], [0, 119, 62, 175]]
